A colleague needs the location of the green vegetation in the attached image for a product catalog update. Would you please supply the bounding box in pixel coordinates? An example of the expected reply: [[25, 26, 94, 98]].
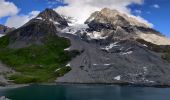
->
[[162, 47, 170, 63], [0, 35, 9, 48], [162, 54, 170, 63], [0, 35, 79, 84], [162, 53, 170, 63]]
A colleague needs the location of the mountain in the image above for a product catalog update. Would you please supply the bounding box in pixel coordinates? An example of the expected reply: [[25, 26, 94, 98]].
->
[[0, 8, 170, 86], [56, 8, 170, 86], [0, 8, 78, 85], [4, 8, 69, 48]]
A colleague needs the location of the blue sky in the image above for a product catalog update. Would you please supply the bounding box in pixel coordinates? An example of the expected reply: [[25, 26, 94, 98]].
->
[[129, 0, 170, 37], [0, 0, 170, 37]]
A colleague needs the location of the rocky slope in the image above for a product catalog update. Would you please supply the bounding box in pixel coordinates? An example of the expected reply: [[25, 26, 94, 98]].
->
[[56, 8, 170, 86], [0, 62, 15, 86]]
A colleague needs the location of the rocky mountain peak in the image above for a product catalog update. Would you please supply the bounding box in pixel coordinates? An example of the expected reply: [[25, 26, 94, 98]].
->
[[4, 8, 70, 48], [85, 8, 150, 29], [36, 8, 68, 26], [100, 8, 119, 18], [82, 8, 170, 45]]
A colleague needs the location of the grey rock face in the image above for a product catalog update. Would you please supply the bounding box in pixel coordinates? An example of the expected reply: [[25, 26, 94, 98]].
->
[[56, 32, 170, 86], [0, 62, 15, 86], [7, 20, 58, 48], [37, 8, 68, 27], [0, 25, 13, 34]]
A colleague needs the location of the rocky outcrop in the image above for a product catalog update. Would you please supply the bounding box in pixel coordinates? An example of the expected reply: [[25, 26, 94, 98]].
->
[[0, 62, 15, 86], [0, 25, 13, 35]]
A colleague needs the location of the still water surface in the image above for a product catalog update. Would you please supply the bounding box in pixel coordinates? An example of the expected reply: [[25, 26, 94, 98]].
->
[[0, 84, 170, 100]]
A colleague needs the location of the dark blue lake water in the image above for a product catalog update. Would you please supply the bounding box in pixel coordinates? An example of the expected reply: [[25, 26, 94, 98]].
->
[[0, 84, 170, 100]]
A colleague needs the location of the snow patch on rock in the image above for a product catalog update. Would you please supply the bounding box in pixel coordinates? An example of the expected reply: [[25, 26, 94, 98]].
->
[[36, 17, 43, 20], [55, 68, 61, 72], [49, 18, 60, 25], [86, 31, 108, 40], [54, 21, 60, 25], [101, 42, 119, 51], [93, 64, 98, 66], [66, 63, 71, 67], [143, 67, 148, 74], [0, 34, 5, 37], [64, 47, 70, 51], [120, 51, 133, 55], [61, 24, 88, 35], [142, 44, 148, 47], [104, 64, 111, 66], [93, 63, 112, 66], [114, 75, 121, 80]]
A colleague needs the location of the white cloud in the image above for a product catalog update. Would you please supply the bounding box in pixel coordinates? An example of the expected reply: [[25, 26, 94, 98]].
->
[[151, 4, 160, 8], [54, 0, 153, 27], [131, 15, 153, 27], [5, 11, 40, 28], [0, 0, 19, 18]]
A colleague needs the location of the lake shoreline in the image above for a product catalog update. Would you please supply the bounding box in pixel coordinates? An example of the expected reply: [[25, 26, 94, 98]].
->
[[1, 82, 170, 89], [0, 84, 29, 90], [55, 82, 170, 88]]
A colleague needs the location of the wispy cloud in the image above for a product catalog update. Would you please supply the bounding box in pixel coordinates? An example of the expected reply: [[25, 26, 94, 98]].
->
[[5, 11, 40, 28], [151, 4, 160, 9]]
